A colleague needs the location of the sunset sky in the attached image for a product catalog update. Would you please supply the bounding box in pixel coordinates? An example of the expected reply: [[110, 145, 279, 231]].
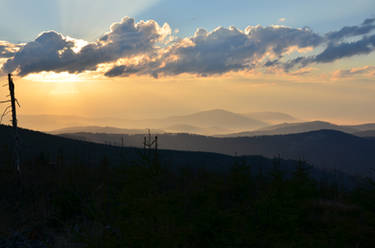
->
[[1, 0, 375, 125]]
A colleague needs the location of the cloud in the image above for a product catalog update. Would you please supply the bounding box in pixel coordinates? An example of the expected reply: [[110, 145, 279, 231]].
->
[[284, 19, 375, 70], [333, 65, 375, 78], [326, 18, 375, 41], [362, 18, 375, 26], [1, 17, 375, 78], [316, 35, 375, 62], [279, 18, 286, 23], [100, 18, 375, 77], [2, 17, 171, 76], [106, 25, 323, 77], [2, 32, 76, 75], [0, 41, 21, 59], [289, 67, 317, 76], [284, 34, 375, 71]]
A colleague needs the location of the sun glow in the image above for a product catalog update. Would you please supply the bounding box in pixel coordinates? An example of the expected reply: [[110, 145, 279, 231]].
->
[[24, 71, 84, 83], [66, 37, 89, 53], [22, 72, 86, 95]]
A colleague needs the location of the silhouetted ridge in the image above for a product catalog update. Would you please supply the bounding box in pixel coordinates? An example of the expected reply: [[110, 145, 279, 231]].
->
[[0, 124, 356, 185], [60, 129, 375, 177]]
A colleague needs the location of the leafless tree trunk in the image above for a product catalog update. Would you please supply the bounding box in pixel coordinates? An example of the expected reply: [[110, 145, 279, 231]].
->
[[8, 73, 21, 174]]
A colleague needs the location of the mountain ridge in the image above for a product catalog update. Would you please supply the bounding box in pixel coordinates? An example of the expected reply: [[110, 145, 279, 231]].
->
[[18, 109, 296, 133], [59, 129, 375, 177], [221, 120, 375, 137], [1, 124, 353, 183]]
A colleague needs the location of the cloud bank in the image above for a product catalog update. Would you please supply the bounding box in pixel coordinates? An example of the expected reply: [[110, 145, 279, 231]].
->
[[2, 17, 171, 76], [284, 18, 375, 70], [1, 17, 375, 78]]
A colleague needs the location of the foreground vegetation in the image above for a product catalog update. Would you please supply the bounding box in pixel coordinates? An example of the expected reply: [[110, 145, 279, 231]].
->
[[1, 154, 375, 248]]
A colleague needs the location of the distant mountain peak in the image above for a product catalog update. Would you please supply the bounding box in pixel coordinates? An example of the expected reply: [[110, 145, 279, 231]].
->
[[165, 109, 267, 130], [243, 111, 297, 124]]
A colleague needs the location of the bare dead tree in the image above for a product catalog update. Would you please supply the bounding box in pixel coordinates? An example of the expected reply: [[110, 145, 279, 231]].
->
[[1, 74, 21, 174], [143, 129, 158, 161], [144, 129, 158, 151]]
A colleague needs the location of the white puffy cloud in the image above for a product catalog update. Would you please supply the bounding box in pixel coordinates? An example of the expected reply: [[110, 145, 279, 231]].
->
[[1, 17, 375, 78], [106, 25, 323, 77], [2, 17, 172, 76]]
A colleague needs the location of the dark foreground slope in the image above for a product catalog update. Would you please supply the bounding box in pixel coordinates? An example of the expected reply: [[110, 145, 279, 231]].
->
[[1, 146, 374, 247], [61, 130, 375, 177], [2, 125, 375, 247]]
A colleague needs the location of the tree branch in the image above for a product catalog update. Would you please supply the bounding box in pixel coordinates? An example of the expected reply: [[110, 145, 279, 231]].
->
[[0, 105, 11, 124]]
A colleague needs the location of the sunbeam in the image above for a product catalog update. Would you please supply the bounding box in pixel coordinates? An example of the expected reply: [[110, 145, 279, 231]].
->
[[56, 0, 161, 40]]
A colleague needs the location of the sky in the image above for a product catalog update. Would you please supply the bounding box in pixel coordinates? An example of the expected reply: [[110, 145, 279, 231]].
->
[[0, 0, 375, 126]]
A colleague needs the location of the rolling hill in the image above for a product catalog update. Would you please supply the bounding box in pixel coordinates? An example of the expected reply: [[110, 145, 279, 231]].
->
[[347, 123, 375, 132], [243, 111, 297, 124], [354, 130, 375, 138], [163, 124, 232, 135], [50, 126, 165, 135], [158, 109, 267, 130], [0, 124, 309, 174], [60, 129, 375, 177], [0, 124, 355, 186], [221, 121, 375, 137]]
